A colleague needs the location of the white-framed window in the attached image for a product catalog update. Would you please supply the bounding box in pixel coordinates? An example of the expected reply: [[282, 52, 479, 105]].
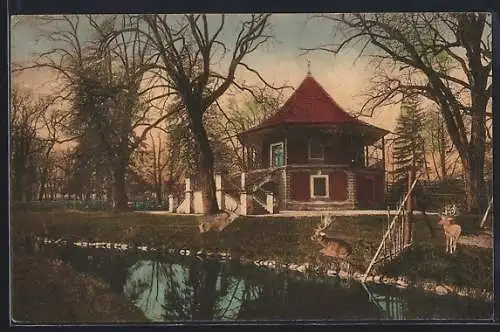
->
[[270, 142, 285, 168], [310, 174, 329, 198], [308, 138, 324, 161]]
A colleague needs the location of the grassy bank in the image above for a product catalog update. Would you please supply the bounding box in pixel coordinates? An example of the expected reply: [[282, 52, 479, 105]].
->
[[11, 209, 492, 291], [11, 210, 384, 268], [12, 254, 149, 323], [379, 243, 493, 291]]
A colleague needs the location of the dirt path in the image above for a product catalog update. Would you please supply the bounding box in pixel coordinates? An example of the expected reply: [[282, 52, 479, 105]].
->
[[458, 230, 493, 249]]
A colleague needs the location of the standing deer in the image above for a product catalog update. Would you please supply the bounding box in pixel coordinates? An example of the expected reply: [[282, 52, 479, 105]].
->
[[438, 204, 462, 254], [198, 206, 239, 234], [311, 214, 353, 273]]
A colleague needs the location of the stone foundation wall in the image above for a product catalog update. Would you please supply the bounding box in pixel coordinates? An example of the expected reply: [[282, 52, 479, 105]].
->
[[283, 170, 291, 211], [285, 200, 356, 211], [347, 170, 358, 208]]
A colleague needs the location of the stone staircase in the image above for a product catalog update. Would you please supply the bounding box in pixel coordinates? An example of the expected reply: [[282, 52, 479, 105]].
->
[[230, 168, 281, 215], [173, 169, 280, 215]]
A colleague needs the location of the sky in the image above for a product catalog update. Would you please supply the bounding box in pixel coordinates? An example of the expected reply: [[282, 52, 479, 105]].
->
[[10, 14, 401, 134]]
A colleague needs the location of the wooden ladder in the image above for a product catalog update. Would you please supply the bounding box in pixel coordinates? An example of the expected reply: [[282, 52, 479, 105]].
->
[[479, 196, 493, 229], [362, 173, 421, 282]]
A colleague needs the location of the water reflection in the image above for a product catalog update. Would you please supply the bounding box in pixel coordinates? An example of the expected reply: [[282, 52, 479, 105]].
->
[[121, 258, 384, 321], [26, 244, 493, 321], [361, 283, 407, 320], [123, 260, 263, 321], [371, 293, 407, 320]]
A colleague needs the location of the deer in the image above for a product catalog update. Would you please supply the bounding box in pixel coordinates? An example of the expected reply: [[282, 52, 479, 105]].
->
[[198, 205, 239, 234], [311, 214, 353, 274], [438, 204, 462, 254]]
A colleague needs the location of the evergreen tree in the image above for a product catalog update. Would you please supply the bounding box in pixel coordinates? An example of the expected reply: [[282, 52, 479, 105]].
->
[[391, 98, 437, 238], [391, 97, 427, 183]]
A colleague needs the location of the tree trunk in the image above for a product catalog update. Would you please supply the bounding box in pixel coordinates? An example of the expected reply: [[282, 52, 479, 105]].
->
[[438, 116, 447, 179], [458, 13, 488, 214], [12, 137, 27, 201], [421, 142, 431, 180], [196, 262, 220, 320], [404, 170, 414, 246], [189, 112, 220, 215], [463, 158, 486, 215], [458, 69, 488, 214], [25, 170, 35, 202], [38, 146, 54, 201], [439, 99, 487, 214], [155, 173, 163, 206], [38, 168, 48, 201], [112, 159, 129, 211], [12, 166, 24, 201]]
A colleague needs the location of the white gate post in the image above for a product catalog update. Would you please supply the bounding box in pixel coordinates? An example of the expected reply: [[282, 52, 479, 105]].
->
[[240, 172, 248, 215], [240, 172, 246, 190], [240, 192, 248, 216], [185, 177, 192, 214], [266, 193, 274, 214], [168, 194, 176, 213], [215, 174, 224, 211]]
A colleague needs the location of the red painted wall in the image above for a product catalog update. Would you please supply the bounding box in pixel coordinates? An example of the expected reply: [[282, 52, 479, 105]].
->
[[290, 170, 348, 202], [256, 133, 366, 168], [290, 172, 310, 201], [356, 172, 384, 206], [356, 175, 372, 205], [329, 170, 348, 201], [287, 136, 308, 164]]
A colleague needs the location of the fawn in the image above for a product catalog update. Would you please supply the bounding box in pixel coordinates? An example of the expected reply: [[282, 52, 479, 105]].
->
[[438, 205, 462, 254], [311, 214, 353, 272], [198, 206, 239, 234]]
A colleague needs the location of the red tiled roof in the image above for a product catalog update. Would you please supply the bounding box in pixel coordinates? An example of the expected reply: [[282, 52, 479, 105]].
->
[[242, 74, 381, 133]]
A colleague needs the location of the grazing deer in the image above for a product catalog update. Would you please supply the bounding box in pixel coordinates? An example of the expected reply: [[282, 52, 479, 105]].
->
[[198, 206, 239, 234], [311, 214, 353, 273], [438, 204, 462, 254]]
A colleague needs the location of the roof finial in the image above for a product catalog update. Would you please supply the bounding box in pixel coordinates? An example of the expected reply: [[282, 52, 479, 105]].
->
[[307, 59, 311, 76]]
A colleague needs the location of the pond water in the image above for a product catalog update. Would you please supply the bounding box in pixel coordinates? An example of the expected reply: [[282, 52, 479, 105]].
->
[[33, 245, 493, 322]]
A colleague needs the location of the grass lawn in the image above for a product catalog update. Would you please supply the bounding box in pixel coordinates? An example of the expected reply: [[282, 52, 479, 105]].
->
[[11, 254, 149, 323], [379, 243, 493, 291], [11, 209, 493, 291]]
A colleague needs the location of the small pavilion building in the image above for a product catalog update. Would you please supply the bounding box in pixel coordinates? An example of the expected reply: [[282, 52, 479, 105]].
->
[[237, 72, 389, 212]]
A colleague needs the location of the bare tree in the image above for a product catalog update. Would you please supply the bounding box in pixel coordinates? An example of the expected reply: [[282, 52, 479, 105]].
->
[[36, 106, 74, 200], [210, 89, 285, 172], [10, 87, 55, 201], [105, 14, 286, 214], [304, 13, 492, 213], [134, 130, 170, 205], [36, 149, 65, 200], [423, 109, 462, 180], [14, 15, 177, 210]]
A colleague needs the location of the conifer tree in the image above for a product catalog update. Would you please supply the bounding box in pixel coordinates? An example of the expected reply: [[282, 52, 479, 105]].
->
[[391, 97, 427, 183]]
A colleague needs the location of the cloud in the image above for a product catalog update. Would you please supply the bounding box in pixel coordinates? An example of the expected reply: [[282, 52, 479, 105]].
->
[[11, 49, 400, 133], [11, 67, 63, 96]]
